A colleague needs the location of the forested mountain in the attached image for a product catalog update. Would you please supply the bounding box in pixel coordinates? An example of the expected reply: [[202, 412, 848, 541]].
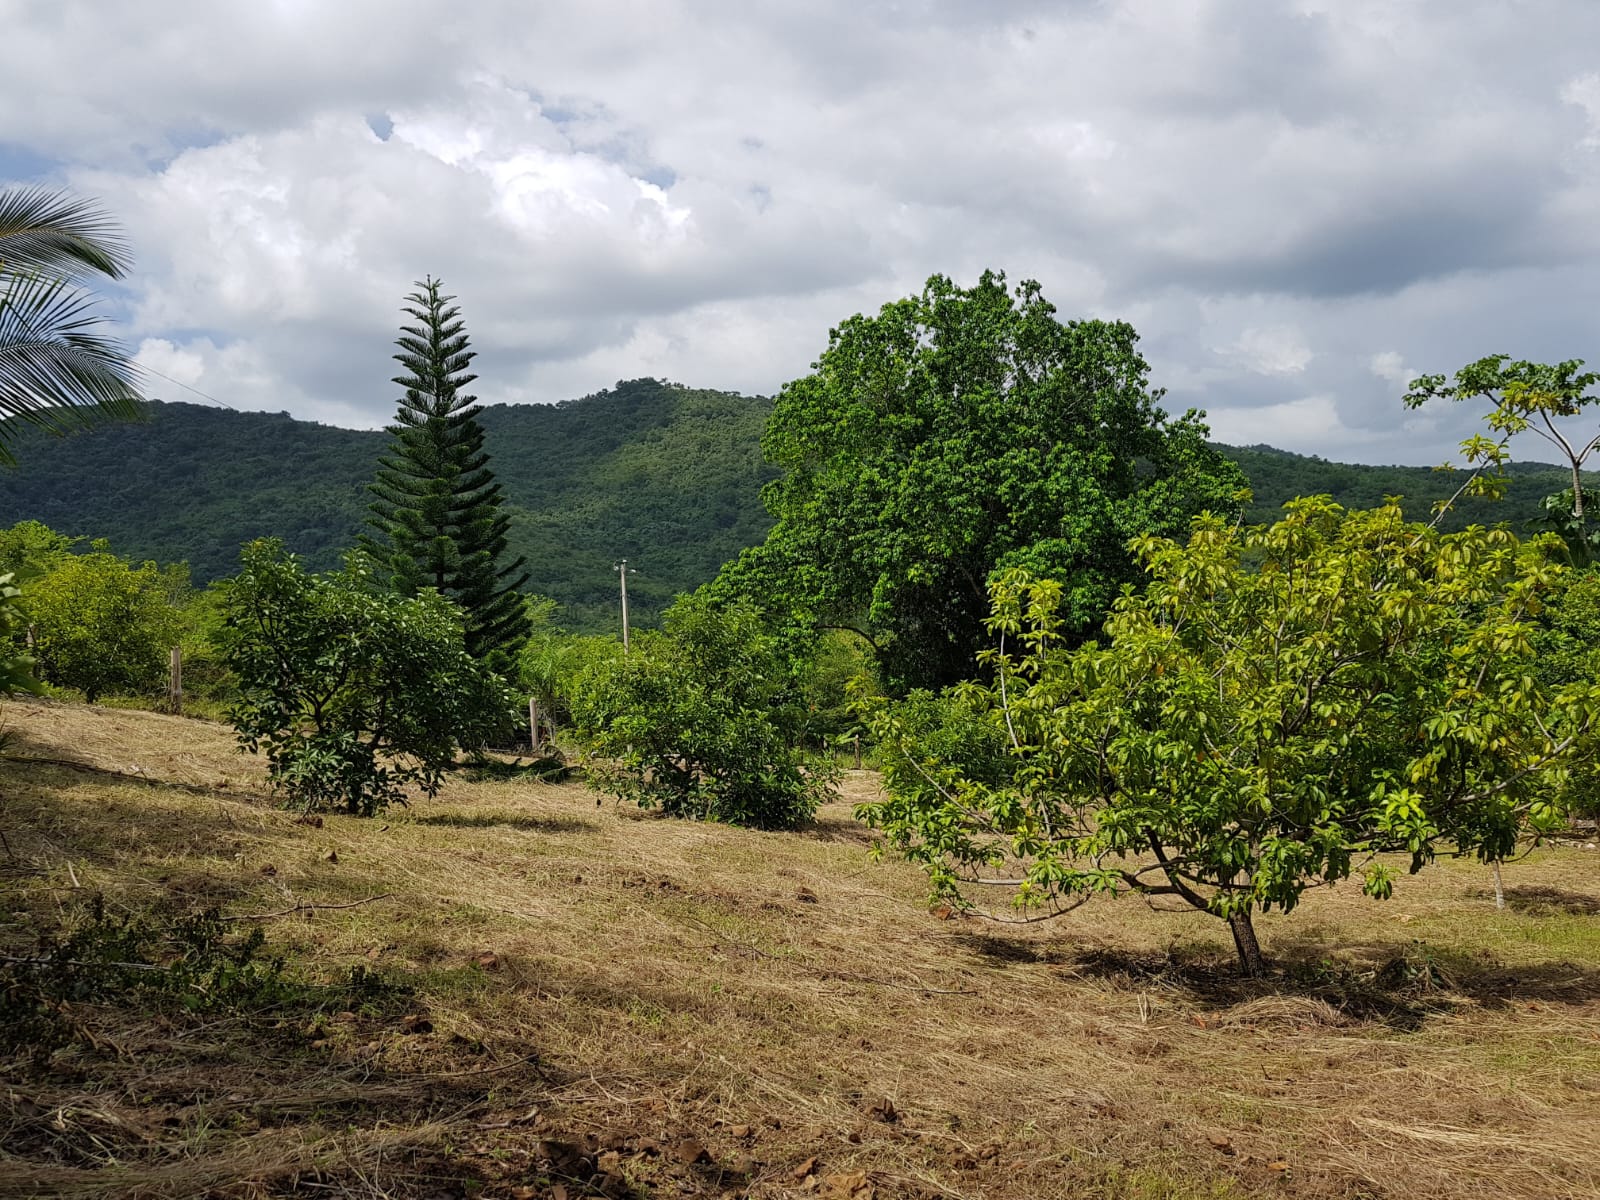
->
[[0, 380, 776, 629], [0, 383, 1589, 630]]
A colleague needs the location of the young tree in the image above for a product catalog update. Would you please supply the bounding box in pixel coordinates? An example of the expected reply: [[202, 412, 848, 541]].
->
[[364, 278, 530, 664], [717, 270, 1245, 693], [25, 544, 181, 704], [572, 592, 835, 830], [860, 499, 1599, 975], [222, 540, 513, 816], [1404, 355, 1600, 562], [0, 187, 143, 463]]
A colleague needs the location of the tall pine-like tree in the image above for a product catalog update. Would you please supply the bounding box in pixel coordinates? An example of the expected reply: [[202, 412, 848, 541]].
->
[[365, 278, 530, 662]]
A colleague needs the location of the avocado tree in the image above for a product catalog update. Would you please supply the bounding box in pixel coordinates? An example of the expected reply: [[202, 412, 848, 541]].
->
[[860, 498, 1599, 975], [572, 592, 834, 830], [719, 270, 1245, 693], [222, 540, 513, 816]]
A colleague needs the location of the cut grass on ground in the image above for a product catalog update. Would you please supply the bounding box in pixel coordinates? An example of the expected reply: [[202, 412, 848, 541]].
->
[[2, 698, 1599, 1199]]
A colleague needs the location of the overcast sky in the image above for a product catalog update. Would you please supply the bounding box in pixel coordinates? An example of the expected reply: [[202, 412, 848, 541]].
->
[[3, 0, 1598, 464]]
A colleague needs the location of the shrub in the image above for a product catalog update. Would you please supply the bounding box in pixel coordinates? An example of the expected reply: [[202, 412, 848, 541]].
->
[[573, 593, 835, 829], [222, 540, 514, 816], [25, 544, 181, 703]]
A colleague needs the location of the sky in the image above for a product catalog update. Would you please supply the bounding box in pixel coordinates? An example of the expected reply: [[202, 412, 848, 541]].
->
[[3, 0, 1599, 465]]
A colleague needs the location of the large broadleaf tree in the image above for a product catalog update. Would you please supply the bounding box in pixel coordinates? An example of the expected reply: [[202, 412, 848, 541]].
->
[[718, 270, 1245, 693]]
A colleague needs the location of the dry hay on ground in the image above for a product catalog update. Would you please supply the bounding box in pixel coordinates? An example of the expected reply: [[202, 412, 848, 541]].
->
[[2, 699, 1599, 1199]]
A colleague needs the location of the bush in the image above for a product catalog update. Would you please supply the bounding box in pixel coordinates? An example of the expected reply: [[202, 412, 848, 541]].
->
[[25, 543, 181, 704], [573, 593, 835, 829], [222, 540, 514, 816]]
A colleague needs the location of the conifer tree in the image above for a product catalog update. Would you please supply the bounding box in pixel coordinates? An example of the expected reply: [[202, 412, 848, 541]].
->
[[365, 277, 530, 662]]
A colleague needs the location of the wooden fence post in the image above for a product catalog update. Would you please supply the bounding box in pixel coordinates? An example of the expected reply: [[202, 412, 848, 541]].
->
[[168, 646, 182, 715], [853, 735, 862, 770], [529, 697, 542, 755]]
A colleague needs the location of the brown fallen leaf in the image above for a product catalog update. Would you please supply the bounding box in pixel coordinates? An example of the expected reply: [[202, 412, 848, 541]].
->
[[824, 1171, 873, 1199], [259, 864, 277, 876], [475, 950, 500, 970], [791, 1155, 819, 1180], [1208, 1134, 1235, 1156], [1268, 1160, 1289, 1172], [729, 1123, 752, 1138], [400, 1013, 433, 1035], [867, 1098, 898, 1123], [673, 1137, 709, 1165], [795, 886, 819, 903], [320, 848, 338, 863]]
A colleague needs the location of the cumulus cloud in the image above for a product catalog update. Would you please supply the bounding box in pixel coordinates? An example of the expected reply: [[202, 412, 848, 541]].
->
[[2, 0, 1599, 464]]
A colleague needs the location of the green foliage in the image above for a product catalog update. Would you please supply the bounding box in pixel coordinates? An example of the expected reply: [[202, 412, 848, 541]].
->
[[364, 278, 530, 662], [860, 499, 1600, 973], [573, 592, 836, 829], [0, 894, 292, 1063], [516, 596, 622, 736], [1531, 567, 1600, 820], [0, 187, 143, 464], [222, 539, 514, 816], [24, 543, 182, 703], [1404, 354, 1600, 559], [0, 570, 39, 695], [725, 270, 1246, 693], [0, 519, 74, 579], [9, 386, 1587, 636]]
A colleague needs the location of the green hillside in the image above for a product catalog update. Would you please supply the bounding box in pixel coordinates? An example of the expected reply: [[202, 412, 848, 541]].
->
[[0, 386, 1590, 631], [0, 380, 775, 630]]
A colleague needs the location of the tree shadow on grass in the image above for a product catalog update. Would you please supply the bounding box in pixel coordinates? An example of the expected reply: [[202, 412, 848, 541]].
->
[[412, 811, 600, 835], [1483, 884, 1600, 916], [952, 929, 1600, 1031]]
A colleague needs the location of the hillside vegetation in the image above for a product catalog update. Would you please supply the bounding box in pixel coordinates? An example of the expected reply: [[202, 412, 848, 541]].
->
[[0, 386, 1593, 629], [1, 699, 1597, 1199], [0, 380, 776, 629]]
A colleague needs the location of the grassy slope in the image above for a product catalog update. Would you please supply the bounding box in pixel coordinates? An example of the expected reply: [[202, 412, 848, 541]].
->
[[3, 700, 1598, 1199]]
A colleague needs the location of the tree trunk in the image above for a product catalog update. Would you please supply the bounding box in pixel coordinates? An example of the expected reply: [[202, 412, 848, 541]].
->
[[1227, 909, 1266, 977], [1492, 860, 1506, 910]]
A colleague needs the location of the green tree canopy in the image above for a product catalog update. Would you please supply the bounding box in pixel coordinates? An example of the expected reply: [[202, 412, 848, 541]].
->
[[1404, 354, 1600, 562], [572, 592, 834, 830], [222, 540, 512, 816], [364, 278, 529, 663], [25, 543, 181, 704], [720, 270, 1244, 693], [0, 187, 143, 463], [861, 498, 1599, 975]]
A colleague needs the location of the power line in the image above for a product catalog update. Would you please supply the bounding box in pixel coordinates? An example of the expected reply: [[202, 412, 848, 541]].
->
[[137, 363, 238, 411]]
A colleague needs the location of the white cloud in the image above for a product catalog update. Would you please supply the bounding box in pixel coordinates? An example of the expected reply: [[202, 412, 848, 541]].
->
[[1219, 326, 1314, 376], [1369, 351, 1416, 387], [1564, 72, 1600, 147]]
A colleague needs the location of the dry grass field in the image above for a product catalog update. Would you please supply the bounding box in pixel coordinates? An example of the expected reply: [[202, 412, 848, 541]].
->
[[2, 698, 1599, 1200]]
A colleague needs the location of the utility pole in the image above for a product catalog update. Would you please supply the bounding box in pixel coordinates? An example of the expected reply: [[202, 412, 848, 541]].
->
[[614, 559, 634, 653]]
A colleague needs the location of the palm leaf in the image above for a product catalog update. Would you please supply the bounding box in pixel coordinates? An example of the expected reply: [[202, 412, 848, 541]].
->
[[0, 272, 144, 465], [0, 186, 131, 280]]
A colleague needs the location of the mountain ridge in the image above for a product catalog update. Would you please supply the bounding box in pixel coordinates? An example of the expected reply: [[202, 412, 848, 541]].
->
[[0, 381, 1590, 630]]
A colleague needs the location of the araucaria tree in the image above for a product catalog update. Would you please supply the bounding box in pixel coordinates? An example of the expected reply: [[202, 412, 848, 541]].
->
[[860, 499, 1600, 975], [718, 270, 1245, 693], [365, 278, 529, 662]]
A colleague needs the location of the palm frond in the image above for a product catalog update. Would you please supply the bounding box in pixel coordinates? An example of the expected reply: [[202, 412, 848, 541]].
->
[[0, 186, 132, 280], [0, 272, 144, 465]]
